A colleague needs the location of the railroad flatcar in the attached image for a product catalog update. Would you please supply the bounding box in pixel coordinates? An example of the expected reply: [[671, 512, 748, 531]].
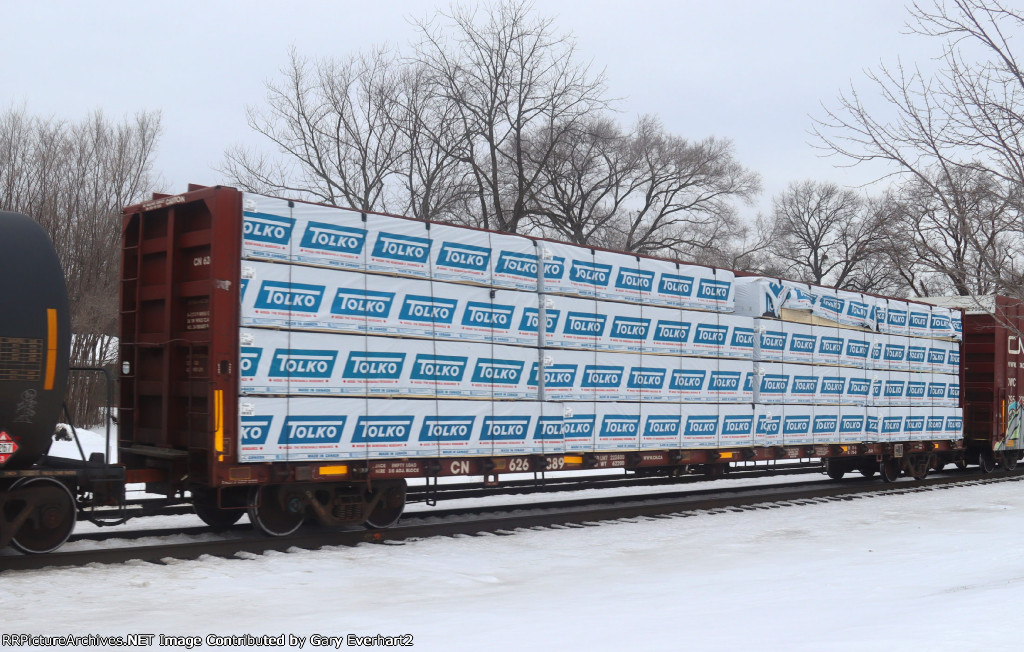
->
[[0, 184, 1017, 554]]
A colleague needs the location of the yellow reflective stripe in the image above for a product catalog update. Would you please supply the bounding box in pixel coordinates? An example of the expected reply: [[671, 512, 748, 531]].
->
[[214, 389, 224, 454], [44, 309, 57, 390]]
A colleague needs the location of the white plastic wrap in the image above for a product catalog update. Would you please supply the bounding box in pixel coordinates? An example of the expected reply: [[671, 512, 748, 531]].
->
[[907, 304, 931, 338], [837, 409, 866, 443], [733, 276, 784, 318], [640, 402, 683, 449], [429, 222, 493, 285], [365, 213, 432, 279], [491, 233, 546, 292], [550, 242, 602, 298], [241, 194, 300, 263], [719, 403, 756, 447], [592, 250, 646, 302], [289, 200, 367, 270], [561, 401, 597, 453], [753, 405, 783, 447], [811, 406, 841, 444], [593, 402, 642, 451], [682, 404, 723, 448], [781, 405, 814, 446]]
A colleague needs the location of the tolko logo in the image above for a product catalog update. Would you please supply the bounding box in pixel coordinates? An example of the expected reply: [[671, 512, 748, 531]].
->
[[629, 368, 667, 389], [818, 337, 843, 356], [353, 416, 414, 442], [881, 417, 903, 435], [847, 300, 870, 321], [343, 352, 405, 379], [845, 339, 869, 360], [884, 380, 905, 397], [644, 415, 681, 437], [820, 377, 845, 395], [654, 321, 691, 344], [371, 232, 431, 263], [243, 212, 295, 245], [610, 317, 651, 341], [462, 302, 515, 329], [909, 311, 929, 331], [907, 346, 926, 365], [684, 415, 719, 437], [884, 344, 906, 362], [472, 359, 525, 384], [760, 374, 789, 395], [732, 328, 755, 351], [494, 252, 565, 281], [818, 295, 844, 316], [812, 415, 838, 434], [792, 376, 819, 395], [255, 281, 325, 312], [399, 296, 458, 324], [481, 416, 531, 441], [696, 278, 731, 301], [279, 416, 347, 444], [240, 348, 263, 378], [240, 416, 273, 445], [759, 331, 787, 352], [563, 414, 596, 439], [582, 365, 624, 389], [519, 308, 560, 334], [848, 378, 871, 397], [709, 371, 741, 392], [928, 382, 947, 399], [928, 348, 946, 365], [907, 381, 926, 399], [599, 415, 640, 438], [930, 313, 951, 331], [840, 415, 865, 433], [529, 363, 577, 388], [300, 222, 366, 255], [790, 334, 817, 355], [722, 415, 753, 436], [569, 260, 612, 287], [615, 267, 655, 292], [410, 355, 468, 381], [331, 288, 395, 318], [418, 416, 475, 442], [756, 414, 781, 436], [658, 273, 694, 297], [693, 324, 728, 346], [783, 415, 811, 436], [437, 242, 491, 272], [269, 350, 338, 378], [927, 416, 944, 433], [534, 417, 564, 441], [887, 309, 908, 327], [564, 312, 607, 337], [670, 369, 705, 391]]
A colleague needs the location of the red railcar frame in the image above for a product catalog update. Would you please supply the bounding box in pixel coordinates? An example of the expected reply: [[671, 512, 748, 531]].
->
[[118, 185, 966, 497]]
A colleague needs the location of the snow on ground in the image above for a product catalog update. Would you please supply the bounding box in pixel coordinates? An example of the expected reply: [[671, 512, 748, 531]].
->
[[4, 476, 1024, 651]]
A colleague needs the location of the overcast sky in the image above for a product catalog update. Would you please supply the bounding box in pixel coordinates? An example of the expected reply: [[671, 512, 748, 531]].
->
[[3, 1, 937, 219]]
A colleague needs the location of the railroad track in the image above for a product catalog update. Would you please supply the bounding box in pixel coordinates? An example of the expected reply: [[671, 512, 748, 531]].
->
[[2, 468, 1019, 573], [77, 461, 824, 524]]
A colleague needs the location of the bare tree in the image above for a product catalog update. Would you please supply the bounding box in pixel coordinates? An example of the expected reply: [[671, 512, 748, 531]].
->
[[0, 106, 161, 424], [412, 0, 609, 233], [879, 167, 1019, 295], [815, 0, 1024, 296], [762, 181, 887, 290], [223, 47, 405, 212], [525, 114, 760, 259]]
